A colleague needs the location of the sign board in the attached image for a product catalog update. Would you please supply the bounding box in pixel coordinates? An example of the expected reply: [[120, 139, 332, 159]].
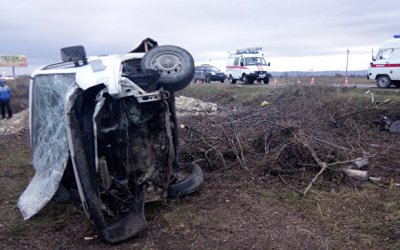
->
[[0, 54, 28, 67]]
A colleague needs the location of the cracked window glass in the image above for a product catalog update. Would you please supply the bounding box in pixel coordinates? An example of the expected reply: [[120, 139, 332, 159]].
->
[[18, 74, 75, 219], [31, 74, 75, 164]]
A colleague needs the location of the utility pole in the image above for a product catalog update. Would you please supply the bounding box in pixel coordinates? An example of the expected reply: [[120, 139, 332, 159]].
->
[[344, 49, 349, 85]]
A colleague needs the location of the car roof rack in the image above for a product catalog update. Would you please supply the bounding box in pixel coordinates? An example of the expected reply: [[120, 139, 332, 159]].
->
[[231, 47, 262, 55]]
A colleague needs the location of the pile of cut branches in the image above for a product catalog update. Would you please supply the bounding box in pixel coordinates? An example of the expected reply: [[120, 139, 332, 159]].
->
[[178, 85, 400, 194]]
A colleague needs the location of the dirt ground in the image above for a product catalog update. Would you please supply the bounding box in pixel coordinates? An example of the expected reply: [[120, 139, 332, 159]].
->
[[0, 78, 399, 249]]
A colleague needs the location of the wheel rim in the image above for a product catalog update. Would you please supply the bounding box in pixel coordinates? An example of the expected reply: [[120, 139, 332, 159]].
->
[[150, 53, 183, 79], [379, 78, 387, 86]]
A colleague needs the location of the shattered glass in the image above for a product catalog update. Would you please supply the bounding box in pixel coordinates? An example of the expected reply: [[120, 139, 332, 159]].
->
[[18, 74, 75, 220]]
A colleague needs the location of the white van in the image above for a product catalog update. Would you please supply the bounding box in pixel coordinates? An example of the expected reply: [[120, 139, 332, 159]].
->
[[368, 35, 400, 88], [226, 47, 271, 84]]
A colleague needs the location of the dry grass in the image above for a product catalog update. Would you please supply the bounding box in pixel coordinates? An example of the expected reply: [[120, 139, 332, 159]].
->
[[1, 77, 399, 249]]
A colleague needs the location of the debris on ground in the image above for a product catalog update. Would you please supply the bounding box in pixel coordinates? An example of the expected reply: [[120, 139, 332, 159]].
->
[[178, 85, 400, 194], [175, 95, 218, 116]]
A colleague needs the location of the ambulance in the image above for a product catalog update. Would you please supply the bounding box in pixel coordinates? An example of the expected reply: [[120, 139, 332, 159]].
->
[[368, 35, 400, 88], [226, 47, 271, 84]]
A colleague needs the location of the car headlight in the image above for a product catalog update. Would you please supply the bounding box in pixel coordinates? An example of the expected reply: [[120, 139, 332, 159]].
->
[[211, 72, 216, 75]]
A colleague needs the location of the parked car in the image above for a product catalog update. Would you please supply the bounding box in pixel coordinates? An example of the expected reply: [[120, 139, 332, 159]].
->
[[18, 38, 203, 243], [193, 64, 226, 83]]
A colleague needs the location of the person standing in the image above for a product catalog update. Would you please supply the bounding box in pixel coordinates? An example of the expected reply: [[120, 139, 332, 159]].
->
[[0, 79, 12, 119]]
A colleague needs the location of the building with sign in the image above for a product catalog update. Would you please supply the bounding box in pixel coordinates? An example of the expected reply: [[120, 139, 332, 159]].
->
[[0, 54, 28, 77]]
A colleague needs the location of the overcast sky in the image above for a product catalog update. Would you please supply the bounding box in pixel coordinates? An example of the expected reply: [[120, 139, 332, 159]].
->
[[1, 0, 399, 74]]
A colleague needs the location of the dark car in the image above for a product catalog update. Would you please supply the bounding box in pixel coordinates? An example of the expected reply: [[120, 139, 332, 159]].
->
[[193, 64, 226, 83]]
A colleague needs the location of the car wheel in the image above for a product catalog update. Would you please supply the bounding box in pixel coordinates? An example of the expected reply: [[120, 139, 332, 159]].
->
[[206, 75, 211, 83], [376, 75, 391, 88], [220, 80, 224, 83], [168, 163, 203, 199], [229, 75, 237, 84], [263, 77, 270, 84], [141, 45, 194, 92], [242, 74, 249, 84]]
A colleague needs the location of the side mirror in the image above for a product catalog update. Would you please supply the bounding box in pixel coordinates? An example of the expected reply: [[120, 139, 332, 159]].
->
[[268, 62, 271, 66], [60, 46, 88, 66]]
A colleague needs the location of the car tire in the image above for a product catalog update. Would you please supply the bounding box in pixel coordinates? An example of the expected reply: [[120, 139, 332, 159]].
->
[[263, 77, 270, 84], [141, 45, 195, 92], [242, 74, 249, 85], [229, 75, 237, 84], [376, 75, 391, 88], [168, 163, 204, 199], [206, 75, 211, 83], [220, 80, 224, 83]]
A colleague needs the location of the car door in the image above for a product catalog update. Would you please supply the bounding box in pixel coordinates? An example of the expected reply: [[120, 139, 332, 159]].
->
[[389, 48, 400, 80], [200, 66, 206, 80], [232, 57, 241, 78], [194, 66, 202, 81], [372, 49, 392, 77]]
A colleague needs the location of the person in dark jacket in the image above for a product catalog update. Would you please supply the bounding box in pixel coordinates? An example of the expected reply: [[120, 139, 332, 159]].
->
[[0, 79, 12, 119]]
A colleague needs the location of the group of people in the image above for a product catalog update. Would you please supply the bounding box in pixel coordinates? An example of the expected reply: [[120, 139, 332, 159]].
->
[[0, 78, 12, 119]]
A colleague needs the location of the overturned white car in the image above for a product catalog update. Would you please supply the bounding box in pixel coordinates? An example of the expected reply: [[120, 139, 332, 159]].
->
[[18, 38, 203, 243]]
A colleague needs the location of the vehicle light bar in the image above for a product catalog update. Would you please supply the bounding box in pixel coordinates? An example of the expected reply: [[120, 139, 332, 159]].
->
[[235, 47, 262, 54]]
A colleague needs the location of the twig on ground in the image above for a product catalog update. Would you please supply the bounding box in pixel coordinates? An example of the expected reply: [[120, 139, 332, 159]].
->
[[300, 133, 348, 151], [294, 134, 329, 196], [278, 174, 304, 196], [303, 162, 327, 197]]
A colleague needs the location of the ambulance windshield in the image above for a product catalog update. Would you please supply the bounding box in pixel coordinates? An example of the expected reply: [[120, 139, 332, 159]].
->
[[245, 57, 267, 65]]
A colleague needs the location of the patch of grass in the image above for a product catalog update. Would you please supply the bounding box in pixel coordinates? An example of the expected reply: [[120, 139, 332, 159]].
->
[[311, 187, 400, 245], [162, 210, 184, 224], [1, 149, 31, 166], [259, 188, 311, 208], [5, 202, 83, 237], [180, 83, 400, 105]]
